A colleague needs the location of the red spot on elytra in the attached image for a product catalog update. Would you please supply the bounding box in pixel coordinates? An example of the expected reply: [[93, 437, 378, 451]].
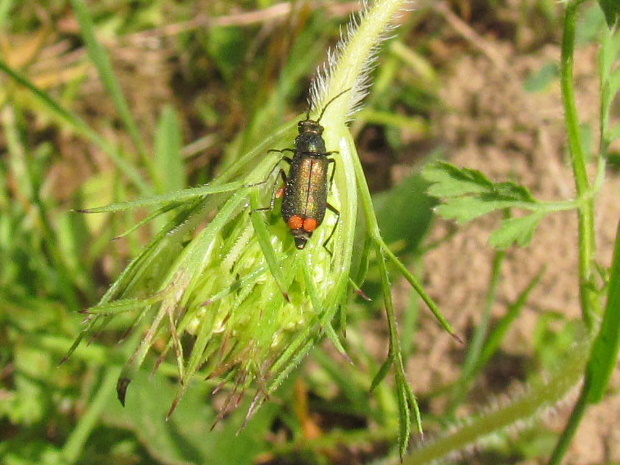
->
[[288, 215, 303, 230], [303, 218, 319, 232]]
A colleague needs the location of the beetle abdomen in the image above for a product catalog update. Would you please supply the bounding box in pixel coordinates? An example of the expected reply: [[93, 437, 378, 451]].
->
[[282, 155, 329, 232]]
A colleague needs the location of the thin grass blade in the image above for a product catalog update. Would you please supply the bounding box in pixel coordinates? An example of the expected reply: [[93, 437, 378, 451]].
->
[[70, 0, 149, 159]]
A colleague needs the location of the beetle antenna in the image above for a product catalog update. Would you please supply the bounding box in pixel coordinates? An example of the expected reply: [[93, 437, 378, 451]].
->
[[315, 88, 352, 123]]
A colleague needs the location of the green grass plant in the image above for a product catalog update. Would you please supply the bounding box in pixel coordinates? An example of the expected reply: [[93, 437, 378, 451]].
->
[[0, 1, 617, 464]]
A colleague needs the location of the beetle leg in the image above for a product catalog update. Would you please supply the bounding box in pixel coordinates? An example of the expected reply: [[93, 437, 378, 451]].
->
[[253, 169, 287, 213], [268, 148, 295, 155], [322, 202, 341, 256], [244, 153, 291, 189], [326, 158, 337, 189], [319, 158, 340, 255]]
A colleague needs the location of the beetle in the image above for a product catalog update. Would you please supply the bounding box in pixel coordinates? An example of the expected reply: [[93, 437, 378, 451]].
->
[[269, 89, 350, 250]]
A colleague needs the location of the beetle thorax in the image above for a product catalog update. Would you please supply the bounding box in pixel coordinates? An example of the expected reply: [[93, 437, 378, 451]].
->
[[295, 132, 326, 154], [298, 119, 323, 136]]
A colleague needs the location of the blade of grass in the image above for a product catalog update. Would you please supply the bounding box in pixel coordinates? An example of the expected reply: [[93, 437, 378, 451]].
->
[[0, 0, 15, 31], [3, 106, 82, 310], [70, 0, 150, 162], [154, 105, 186, 192], [477, 268, 544, 369], [585, 220, 620, 404], [78, 181, 245, 213], [0, 58, 151, 194], [349, 129, 459, 340], [449, 249, 506, 410], [376, 242, 421, 457], [382, 244, 461, 341], [61, 366, 122, 464]]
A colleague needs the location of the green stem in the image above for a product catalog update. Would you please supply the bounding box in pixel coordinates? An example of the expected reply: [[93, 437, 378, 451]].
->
[[560, 0, 597, 329], [62, 329, 144, 463], [0, 58, 151, 194], [404, 336, 589, 464], [349, 134, 458, 338], [450, 249, 506, 409], [547, 380, 590, 465], [61, 367, 121, 463], [544, 2, 604, 462]]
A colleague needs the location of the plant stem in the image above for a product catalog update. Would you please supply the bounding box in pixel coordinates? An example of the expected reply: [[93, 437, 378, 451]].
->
[[547, 380, 590, 465], [450, 249, 506, 409], [545, 1, 603, 462], [560, 0, 597, 329], [61, 367, 121, 463], [404, 336, 589, 465]]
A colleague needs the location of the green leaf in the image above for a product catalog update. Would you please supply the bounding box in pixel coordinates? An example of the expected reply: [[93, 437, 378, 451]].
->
[[436, 197, 513, 223], [490, 213, 544, 249], [374, 172, 435, 253], [78, 180, 244, 213], [424, 162, 537, 203], [609, 59, 620, 88], [154, 106, 186, 192], [85, 294, 164, 315], [600, 27, 620, 81], [424, 162, 541, 232], [607, 124, 620, 141], [207, 26, 247, 81], [423, 162, 493, 197], [585, 223, 620, 403], [576, 4, 608, 45], [396, 373, 412, 458], [382, 245, 460, 340], [492, 181, 537, 202], [598, 0, 620, 28], [525, 62, 560, 93], [70, 0, 148, 158], [102, 371, 277, 464], [369, 356, 392, 392]]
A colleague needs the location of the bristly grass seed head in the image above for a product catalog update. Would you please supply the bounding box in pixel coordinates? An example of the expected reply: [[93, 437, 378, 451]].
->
[[69, 0, 433, 451]]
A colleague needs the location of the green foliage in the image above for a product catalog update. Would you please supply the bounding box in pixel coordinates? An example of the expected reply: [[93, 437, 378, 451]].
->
[[154, 106, 186, 193], [585, 223, 620, 403], [373, 171, 435, 253], [598, 0, 620, 28], [600, 26, 620, 159], [424, 161, 549, 248], [424, 162, 536, 202], [70, 0, 149, 160], [101, 371, 280, 465], [524, 62, 560, 92], [206, 26, 249, 81], [1, 0, 618, 464]]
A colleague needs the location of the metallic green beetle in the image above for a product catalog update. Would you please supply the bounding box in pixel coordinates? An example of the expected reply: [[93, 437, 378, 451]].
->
[[272, 90, 349, 249]]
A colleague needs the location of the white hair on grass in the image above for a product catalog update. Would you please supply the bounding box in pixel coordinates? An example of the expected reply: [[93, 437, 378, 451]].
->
[[401, 375, 584, 464], [308, 0, 413, 120]]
